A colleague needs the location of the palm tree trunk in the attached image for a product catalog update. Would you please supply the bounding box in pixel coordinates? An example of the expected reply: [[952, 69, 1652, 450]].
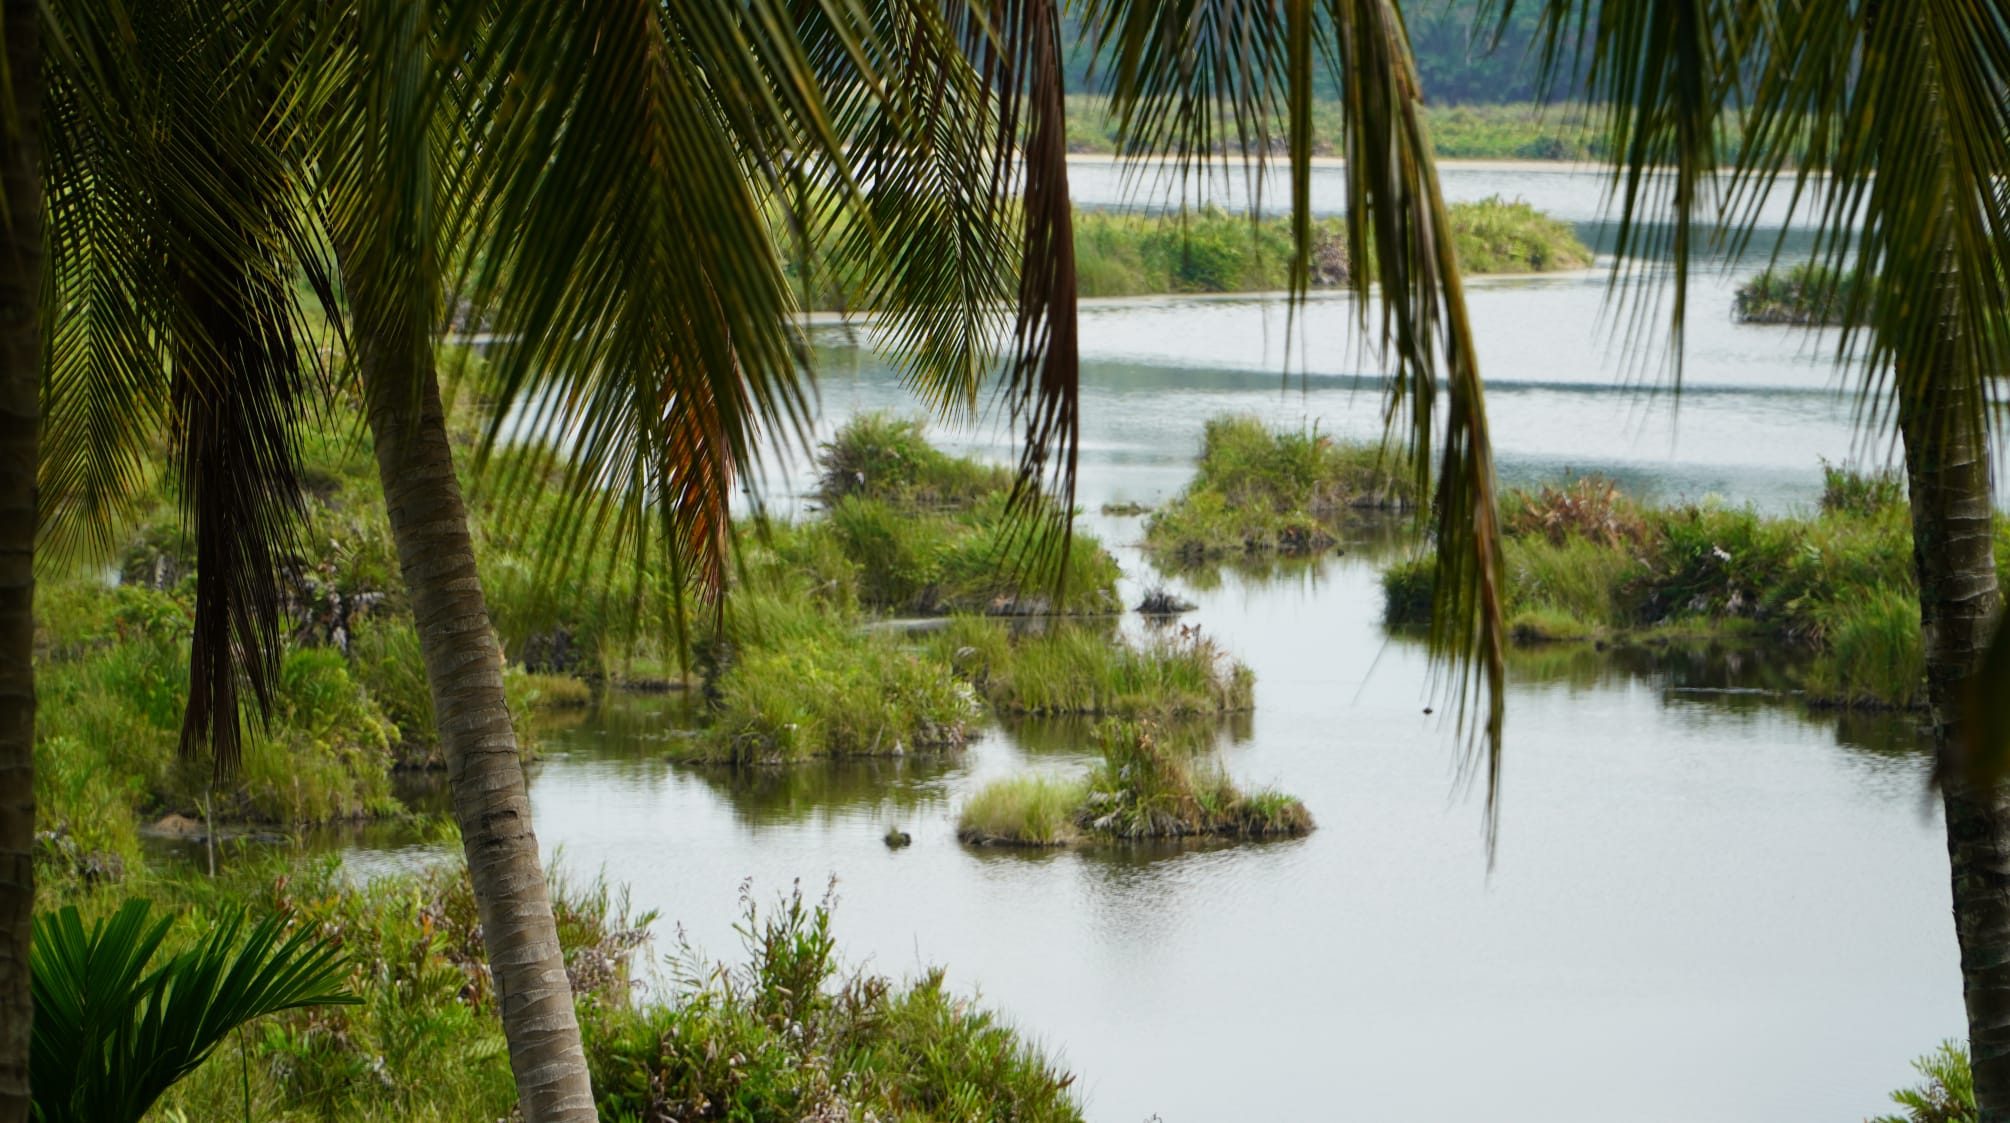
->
[[0, 2, 40, 1119], [1898, 272, 2010, 1117], [352, 327, 596, 1122]]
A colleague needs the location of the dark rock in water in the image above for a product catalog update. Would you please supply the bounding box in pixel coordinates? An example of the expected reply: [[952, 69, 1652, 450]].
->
[[1135, 587, 1197, 615], [883, 827, 913, 849]]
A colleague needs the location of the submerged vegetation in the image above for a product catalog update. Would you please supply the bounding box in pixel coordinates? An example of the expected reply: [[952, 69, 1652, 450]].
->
[[958, 720, 1312, 847], [1070, 197, 1589, 298], [1145, 416, 1416, 563], [1381, 467, 2004, 709]]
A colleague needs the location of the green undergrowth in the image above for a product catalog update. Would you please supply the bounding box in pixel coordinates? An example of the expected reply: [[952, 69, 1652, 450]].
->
[[1381, 468, 2009, 709], [925, 616, 1255, 717], [1733, 261, 1862, 326], [1070, 197, 1588, 298], [1145, 415, 1417, 563], [672, 417, 1258, 762], [807, 414, 1121, 616], [38, 852, 1082, 1123], [31, 359, 664, 874], [959, 719, 1311, 847]]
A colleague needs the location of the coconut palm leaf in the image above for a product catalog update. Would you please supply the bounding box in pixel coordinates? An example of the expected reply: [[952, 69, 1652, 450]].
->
[[1080, 0, 1509, 839], [38, 0, 343, 774], [30, 898, 358, 1123]]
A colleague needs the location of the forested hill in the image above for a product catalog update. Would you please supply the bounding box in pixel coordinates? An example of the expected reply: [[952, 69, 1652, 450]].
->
[[1061, 4, 1581, 106]]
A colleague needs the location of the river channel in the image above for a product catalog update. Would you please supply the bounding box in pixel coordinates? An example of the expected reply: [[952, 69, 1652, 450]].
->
[[350, 161, 1961, 1122]]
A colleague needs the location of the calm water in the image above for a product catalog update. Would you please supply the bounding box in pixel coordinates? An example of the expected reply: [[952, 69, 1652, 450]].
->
[[349, 162, 1962, 1121]]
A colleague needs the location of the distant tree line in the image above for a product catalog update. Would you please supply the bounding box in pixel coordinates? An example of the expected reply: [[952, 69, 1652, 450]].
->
[[1063, 4, 1582, 105]]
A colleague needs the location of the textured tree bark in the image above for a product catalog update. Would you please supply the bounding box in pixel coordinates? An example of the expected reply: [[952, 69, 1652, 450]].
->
[[0, 3, 40, 1120], [1898, 264, 2010, 1119], [352, 328, 596, 1121]]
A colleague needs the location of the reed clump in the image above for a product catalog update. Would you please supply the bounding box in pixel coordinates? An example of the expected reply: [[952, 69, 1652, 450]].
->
[[925, 617, 1255, 717], [1145, 416, 1417, 563], [957, 720, 1312, 846]]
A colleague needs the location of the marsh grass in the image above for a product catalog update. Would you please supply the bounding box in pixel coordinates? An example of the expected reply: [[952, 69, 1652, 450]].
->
[[813, 412, 1010, 509], [1070, 199, 1587, 298], [50, 850, 1080, 1123], [1804, 588, 1925, 708], [1733, 261, 1862, 325], [1146, 417, 1417, 563], [805, 417, 1121, 615], [956, 775, 1090, 846], [958, 720, 1312, 846], [1384, 470, 1937, 708], [690, 638, 978, 764], [927, 617, 1255, 717]]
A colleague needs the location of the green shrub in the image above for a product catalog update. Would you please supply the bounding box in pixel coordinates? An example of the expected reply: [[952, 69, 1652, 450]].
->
[[814, 413, 1010, 509], [1870, 1042, 1975, 1123], [1822, 459, 1907, 519], [587, 881, 1083, 1123]]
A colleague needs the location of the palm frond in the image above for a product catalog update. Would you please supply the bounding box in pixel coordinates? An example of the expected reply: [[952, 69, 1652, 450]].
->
[[1082, 0, 1508, 842], [40, 0, 341, 775], [1501, 0, 1749, 370], [31, 898, 357, 1123]]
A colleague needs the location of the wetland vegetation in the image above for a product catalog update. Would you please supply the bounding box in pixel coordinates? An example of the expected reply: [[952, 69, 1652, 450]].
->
[[1381, 466, 2005, 709], [957, 720, 1313, 847]]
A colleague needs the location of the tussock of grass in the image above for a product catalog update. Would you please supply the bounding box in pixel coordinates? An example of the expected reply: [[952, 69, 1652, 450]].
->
[[1449, 196, 1593, 273], [926, 617, 1255, 717], [514, 672, 593, 710], [1733, 262, 1862, 325], [1146, 416, 1416, 563], [956, 775, 1089, 846], [1804, 588, 1925, 709], [958, 720, 1312, 846], [1383, 468, 1951, 709], [689, 638, 978, 765]]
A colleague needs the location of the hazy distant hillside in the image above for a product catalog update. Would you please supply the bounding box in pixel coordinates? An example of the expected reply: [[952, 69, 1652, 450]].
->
[[1061, 4, 1578, 106]]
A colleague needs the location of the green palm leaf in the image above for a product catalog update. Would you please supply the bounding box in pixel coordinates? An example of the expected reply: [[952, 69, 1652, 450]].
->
[[30, 898, 358, 1123]]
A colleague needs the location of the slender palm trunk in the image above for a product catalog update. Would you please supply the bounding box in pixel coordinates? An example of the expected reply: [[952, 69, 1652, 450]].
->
[[0, 2, 40, 1119], [350, 319, 595, 1121], [1898, 258, 2010, 1117]]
